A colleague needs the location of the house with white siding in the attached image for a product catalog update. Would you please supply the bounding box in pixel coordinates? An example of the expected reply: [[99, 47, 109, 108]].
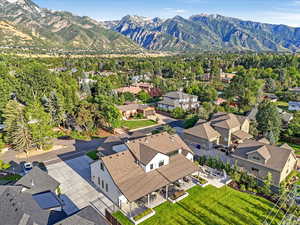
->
[[91, 132, 198, 223]]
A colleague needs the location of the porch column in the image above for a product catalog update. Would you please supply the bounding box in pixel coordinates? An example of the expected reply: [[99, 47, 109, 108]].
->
[[148, 193, 150, 207], [165, 185, 168, 199], [129, 202, 132, 218]]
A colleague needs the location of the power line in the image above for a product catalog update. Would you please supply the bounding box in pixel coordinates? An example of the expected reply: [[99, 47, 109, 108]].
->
[[263, 185, 297, 225]]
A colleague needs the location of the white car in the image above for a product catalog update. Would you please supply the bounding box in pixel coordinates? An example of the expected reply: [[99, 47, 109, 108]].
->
[[23, 162, 33, 174]]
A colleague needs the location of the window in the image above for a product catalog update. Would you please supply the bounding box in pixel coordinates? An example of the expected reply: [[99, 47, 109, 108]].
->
[[252, 156, 260, 161], [251, 168, 259, 172], [102, 180, 104, 189], [100, 162, 104, 171], [98, 177, 100, 186], [106, 183, 108, 192], [150, 164, 154, 170], [159, 160, 164, 167]]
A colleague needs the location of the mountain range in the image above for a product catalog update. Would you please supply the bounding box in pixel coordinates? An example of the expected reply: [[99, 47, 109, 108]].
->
[[1, 0, 300, 53]]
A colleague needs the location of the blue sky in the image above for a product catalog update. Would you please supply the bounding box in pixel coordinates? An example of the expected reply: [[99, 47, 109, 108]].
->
[[34, 0, 300, 27]]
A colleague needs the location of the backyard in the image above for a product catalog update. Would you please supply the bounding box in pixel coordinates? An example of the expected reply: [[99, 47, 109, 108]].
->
[[113, 185, 283, 225], [120, 120, 157, 130]]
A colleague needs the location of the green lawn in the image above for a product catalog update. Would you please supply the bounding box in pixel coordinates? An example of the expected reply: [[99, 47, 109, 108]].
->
[[120, 120, 157, 130], [86, 150, 99, 160], [113, 185, 283, 225], [0, 174, 22, 183]]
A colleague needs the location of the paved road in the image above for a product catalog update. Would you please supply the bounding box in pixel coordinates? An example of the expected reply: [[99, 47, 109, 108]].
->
[[0, 138, 105, 166]]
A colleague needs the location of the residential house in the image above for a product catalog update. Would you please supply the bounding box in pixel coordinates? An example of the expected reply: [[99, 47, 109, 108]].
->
[[248, 106, 293, 125], [263, 93, 278, 103], [220, 72, 236, 83], [183, 113, 252, 150], [114, 86, 142, 95], [91, 132, 197, 219], [214, 98, 227, 106], [133, 82, 162, 97], [157, 91, 199, 111], [0, 167, 65, 225], [117, 104, 156, 120], [232, 140, 297, 186], [288, 101, 300, 111]]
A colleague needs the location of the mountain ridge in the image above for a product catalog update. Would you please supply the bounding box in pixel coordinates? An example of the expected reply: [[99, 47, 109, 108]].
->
[[105, 14, 300, 52], [0, 0, 143, 53], [1, 0, 300, 53]]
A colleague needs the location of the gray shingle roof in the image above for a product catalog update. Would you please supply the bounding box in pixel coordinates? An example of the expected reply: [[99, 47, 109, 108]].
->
[[16, 167, 60, 195], [54, 206, 110, 225], [0, 186, 57, 225]]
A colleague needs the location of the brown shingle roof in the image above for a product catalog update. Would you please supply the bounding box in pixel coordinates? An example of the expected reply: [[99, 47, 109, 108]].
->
[[280, 143, 294, 151], [247, 145, 271, 161], [232, 140, 295, 171], [138, 144, 159, 165], [114, 86, 142, 94], [232, 130, 253, 140], [184, 123, 221, 141], [211, 113, 241, 129], [157, 154, 199, 182], [126, 132, 193, 159], [117, 104, 153, 112]]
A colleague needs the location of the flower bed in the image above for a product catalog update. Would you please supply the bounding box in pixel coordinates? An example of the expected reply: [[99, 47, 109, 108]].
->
[[192, 175, 208, 186], [130, 208, 155, 224], [133, 208, 153, 221], [168, 190, 189, 203]]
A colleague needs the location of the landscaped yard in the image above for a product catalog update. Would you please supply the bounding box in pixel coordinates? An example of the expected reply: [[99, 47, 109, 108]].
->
[[113, 185, 283, 225], [120, 120, 157, 130], [0, 174, 22, 184]]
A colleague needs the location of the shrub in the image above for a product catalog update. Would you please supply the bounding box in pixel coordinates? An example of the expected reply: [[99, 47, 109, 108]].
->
[[240, 184, 246, 192], [171, 107, 186, 119]]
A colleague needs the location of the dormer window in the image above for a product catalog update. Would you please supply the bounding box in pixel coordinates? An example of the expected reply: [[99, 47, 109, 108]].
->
[[100, 162, 104, 171], [159, 160, 164, 167]]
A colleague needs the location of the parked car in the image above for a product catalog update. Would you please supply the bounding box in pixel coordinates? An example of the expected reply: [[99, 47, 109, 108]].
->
[[32, 161, 48, 173], [23, 162, 33, 174]]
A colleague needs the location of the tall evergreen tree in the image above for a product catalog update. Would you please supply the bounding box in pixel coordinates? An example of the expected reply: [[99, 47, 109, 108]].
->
[[256, 100, 282, 144]]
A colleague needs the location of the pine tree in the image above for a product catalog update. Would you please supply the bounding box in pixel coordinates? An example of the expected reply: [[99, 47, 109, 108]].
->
[[4, 100, 33, 159]]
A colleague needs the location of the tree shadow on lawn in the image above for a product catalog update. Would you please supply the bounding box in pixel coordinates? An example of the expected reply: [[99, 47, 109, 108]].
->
[[218, 202, 262, 225], [234, 196, 283, 225], [177, 201, 243, 225], [235, 195, 277, 215]]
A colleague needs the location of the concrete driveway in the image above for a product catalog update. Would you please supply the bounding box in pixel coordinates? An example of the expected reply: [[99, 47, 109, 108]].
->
[[47, 156, 114, 215]]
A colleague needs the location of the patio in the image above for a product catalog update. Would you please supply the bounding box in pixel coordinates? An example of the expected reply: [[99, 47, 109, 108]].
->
[[120, 176, 196, 218], [194, 165, 232, 188]]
